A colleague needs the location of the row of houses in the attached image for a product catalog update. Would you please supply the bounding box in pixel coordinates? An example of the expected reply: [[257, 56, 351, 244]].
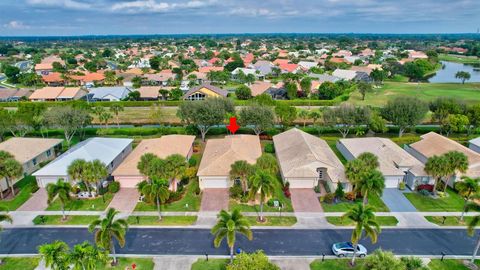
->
[[3, 130, 479, 195]]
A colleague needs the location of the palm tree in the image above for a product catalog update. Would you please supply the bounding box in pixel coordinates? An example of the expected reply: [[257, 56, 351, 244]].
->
[[69, 241, 108, 270], [38, 241, 70, 270], [456, 177, 480, 221], [443, 151, 469, 193], [137, 153, 158, 180], [68, 159, 88, 193], [248, 170, 276, 222], [354, 169, 385, 206], [357, 152, 379, 171], [1, 158, 23, 197], [165, 154, 187, 191], [211, 209, 253, 263], [298, 109, 309, 128], [424, 155, 448, 196], [229, 160, 254, 195], [141, 177, 170, 220], [343, 203, 381, 266], [256, 154, 279, 175], [88, 208, 128, 265], [88, 160, 108, 195], [109, 104, 124, 127], [0, 207, 12, 265], [99, 111, 112, 128], [47, 179, 72, 220], [466, 201, 480, 263]]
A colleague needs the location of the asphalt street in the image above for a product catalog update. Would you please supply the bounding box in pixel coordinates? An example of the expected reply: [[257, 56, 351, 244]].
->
[[0, 228, 477, 256]]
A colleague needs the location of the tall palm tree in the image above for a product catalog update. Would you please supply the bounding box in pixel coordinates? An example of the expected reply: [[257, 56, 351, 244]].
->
[[165, 154, 187, 191], [109, 104, 124, 128], [0, 206, 13, 230], [47, 179, 72, 220], [345, 159, 367, 184], [0, 151, 14, 200], [141, 177, 170, 220], [466, 202, 480, 263], [137, 153, 158, 180], [88, 208, 128, 265], [354, 169, 385, 206], [256, 153, 279, 175], [2, 158, 23, 197], [88, 160, 108, 195], [443, 151, 469, 193], [69, 241, 108, 270], [357, 152, 379, 171], [68, 159, 89, 193], [343, 203, 381, 266], [38, 241, 70, 270], [424, 155, 448, 196], [211, 209, 253, 263], [229, 160, 254, 195], [248, 170, 276, 222], [456, 177, 480, 221]]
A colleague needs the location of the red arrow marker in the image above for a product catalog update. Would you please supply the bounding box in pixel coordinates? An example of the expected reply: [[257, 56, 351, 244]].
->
[[227, 117, 240, 134]]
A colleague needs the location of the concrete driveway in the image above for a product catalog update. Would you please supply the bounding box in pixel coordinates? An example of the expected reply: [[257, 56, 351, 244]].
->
[[290, 189, 323, 212], [381, 188, 417, 212], [17, 188, 48, 211], [107, 188, 139, 213], [200, 189, 229, 212]]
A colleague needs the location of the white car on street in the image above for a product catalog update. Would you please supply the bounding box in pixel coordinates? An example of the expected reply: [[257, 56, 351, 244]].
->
[[332, 242, 367, 257]]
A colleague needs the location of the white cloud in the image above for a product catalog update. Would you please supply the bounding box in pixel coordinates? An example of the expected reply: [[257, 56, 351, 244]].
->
[[3, 20, 30, 29], [110, 0, 216, 13], [27, 0, 92, 10]]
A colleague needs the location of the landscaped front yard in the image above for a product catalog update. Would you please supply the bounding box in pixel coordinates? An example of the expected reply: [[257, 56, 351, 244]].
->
[[321, 194, 389, 212], [0, 176, 38, 211], [246, 216, 297, 226], [310, 259, 364, 270], [32, 215, 99, 225], [126, 215, 197, 226], [326, 216, 398, 226], [46, 193, 114, 211], [0, 257, 40, 270], [191, 259, 228, 270], [425, 216, 474, 226], [404, 188, 464, 212], [428, 259, 480, 270], [135, 180, 201, 212], [96, 257, 154, 270]]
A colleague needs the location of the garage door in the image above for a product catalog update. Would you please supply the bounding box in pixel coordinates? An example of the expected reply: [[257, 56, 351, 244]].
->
[[36, 177, 60, 188], [288, 179, 317, 189], [199, 177, 230, 189], [114, 176, 144, 188], [384, 176, 402, 188]]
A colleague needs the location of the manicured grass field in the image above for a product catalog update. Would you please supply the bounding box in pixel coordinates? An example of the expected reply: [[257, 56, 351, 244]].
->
[[0, 176, 38, 211], [428, 259, 480, 270], [46, 193, 114, 211], [439, 54, 480, 64], [404, 188, 464, 212], [321, 194, 389, 212], [349, 81, 480, 107], [310, 259, 364, 270], [425, 216, 474, 226], [126, 215, 197, 226], [96, 257, 154, 270], [32, 215, 99, 225], [135, 181, 201, 212], [0, 257, 40, 270], [245, 216, 297, 226], [191, 259, 228, 270], [326, 216, 398, 226]]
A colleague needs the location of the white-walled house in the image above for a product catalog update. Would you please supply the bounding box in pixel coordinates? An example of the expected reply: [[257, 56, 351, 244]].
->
[[33, 138, 133, 187], [470, 137, 480, 154]]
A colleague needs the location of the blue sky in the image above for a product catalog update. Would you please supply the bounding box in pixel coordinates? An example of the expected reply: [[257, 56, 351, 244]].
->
[[0, 0, 479, 36]]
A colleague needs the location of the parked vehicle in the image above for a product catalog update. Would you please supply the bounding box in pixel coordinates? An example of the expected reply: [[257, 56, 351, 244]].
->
[[331, 242, 367, 257]]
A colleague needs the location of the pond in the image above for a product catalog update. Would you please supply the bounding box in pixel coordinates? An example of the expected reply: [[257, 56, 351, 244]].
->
[[428, 61, 480, 83]]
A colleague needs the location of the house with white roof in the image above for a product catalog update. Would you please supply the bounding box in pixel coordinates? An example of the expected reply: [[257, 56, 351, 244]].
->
[[87, 87, 132, 101], [469, 137, 480, 154], [33, 137, 133, 187]]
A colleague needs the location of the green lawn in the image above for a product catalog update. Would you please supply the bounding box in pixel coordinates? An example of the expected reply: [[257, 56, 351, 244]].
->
[[97, 257, 154, 270], [126, 215, 197, 226], [32, 215, 98, 225], [0, 257, 40, 270], [321, 194, 389, 212], [191, 259, 228, 270], [425, 216, 474, 226], [245, 216, 297, 226], [46, 193, 114, 211], [326, 216, 398, 226], [404, 188, 464, 212], [349, 81, 480, 107], [135, 180, 201, 212], [439, 54, 480, 64], [310, 259, 364, 270], [0, 176, 38, 211], [428, 259, 480, 270]]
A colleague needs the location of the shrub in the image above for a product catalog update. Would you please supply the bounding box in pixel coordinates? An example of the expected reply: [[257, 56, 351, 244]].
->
[[345, 191, 356, 201], [264, 143, 275, 153], [417, 184, 434, 192], [334, 184, 345, 199], [267, 198, 276, 207], [179, 176, 189, 186], [188, 156, 198, 167], [323, 193, 335, 203], [108, 181, 120, 193], [437, 191, 446, 198], [230, 184, 243, 199], [97, 186, 108, 196], [398, 182, 406, 190], [167, 191, 183, 203], [184, 167, 198, 180], [313, 185, 321, 193], [33, 215, 46, 225], [322, 181, 331, 194], [400, 256, 426, 270], [419, 189, 431, 196]]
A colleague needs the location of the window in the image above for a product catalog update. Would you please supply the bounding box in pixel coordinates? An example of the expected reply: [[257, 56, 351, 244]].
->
[[32, 158, 37, 166], [46, 150, 52, 157], [187, 92, 206, 101]]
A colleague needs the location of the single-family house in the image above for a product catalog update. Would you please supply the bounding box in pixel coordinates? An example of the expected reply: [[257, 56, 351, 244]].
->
[[470, 137, 480, 154], [251, 60, 274, 76], [197, 135, 262, 189], [231, 68, 262, 80], [332, 69, 357, 80], [405, 132, 480, 181], [183, 84, 228, 100], [29, 87, 86, 102], [87, 86, 132, 101], [70, 73, 106, 87], [249, 81, 273, 96], [297, 61, 318, 71], [42, 72, 65, 86], [273, 128, 350, 191], [112, 135, 195, 190], [337, 137, 432, 189], [0, 138, 63, 192], [33, 138, 133, 188], [143, 72, 176, 86], [0, 89, 32, 102]]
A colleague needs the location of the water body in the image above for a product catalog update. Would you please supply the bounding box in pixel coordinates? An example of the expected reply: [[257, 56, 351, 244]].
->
[[428, 61, 480, 83]]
